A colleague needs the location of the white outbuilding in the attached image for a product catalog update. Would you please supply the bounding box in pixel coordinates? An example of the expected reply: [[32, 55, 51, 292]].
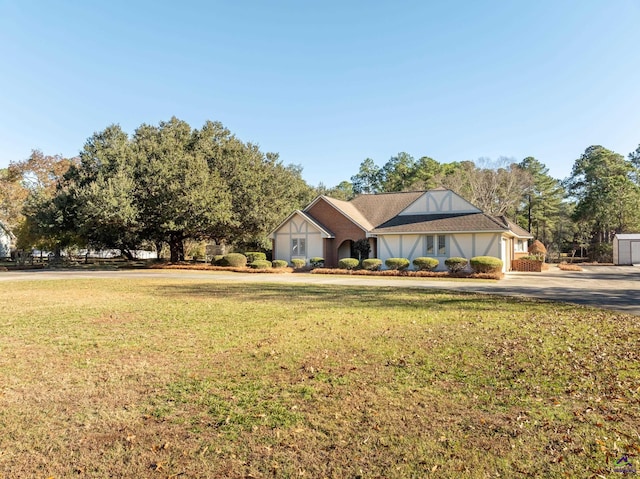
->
[[613, 234, 640, 265], [0, 221, 14, 258]]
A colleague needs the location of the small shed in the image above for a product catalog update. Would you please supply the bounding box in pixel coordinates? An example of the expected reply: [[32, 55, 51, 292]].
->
[[613, 234, 640, 265]]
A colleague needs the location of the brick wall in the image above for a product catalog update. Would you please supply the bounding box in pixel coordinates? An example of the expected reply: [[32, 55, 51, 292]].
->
[[511, 259, 543, 272], [307, 199, 366, 268]]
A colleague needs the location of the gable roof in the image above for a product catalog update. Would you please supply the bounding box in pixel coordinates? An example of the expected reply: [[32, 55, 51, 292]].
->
[[308, 196, 374, 232], [272, 189, 533, 239], [348, 191, 424, 228], [269, 210, 335, 239], [371, 212, 516, 234], [499, 217, 534, 239]]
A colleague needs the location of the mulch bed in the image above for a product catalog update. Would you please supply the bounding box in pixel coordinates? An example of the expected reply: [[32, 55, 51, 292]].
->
[[311, 268, 503, 280], [147, 263, 502, 279], [148, 263, 293, 273]]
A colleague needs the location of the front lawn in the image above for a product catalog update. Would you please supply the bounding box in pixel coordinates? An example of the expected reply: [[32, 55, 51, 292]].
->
[[0, 279, 637, 477]]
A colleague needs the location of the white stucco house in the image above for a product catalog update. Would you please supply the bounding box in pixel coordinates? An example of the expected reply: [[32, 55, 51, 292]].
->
[[270, 188, 533, 272]]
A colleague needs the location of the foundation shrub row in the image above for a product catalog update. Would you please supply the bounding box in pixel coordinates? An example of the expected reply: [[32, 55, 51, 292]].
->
[[206, 253, 503, 274]]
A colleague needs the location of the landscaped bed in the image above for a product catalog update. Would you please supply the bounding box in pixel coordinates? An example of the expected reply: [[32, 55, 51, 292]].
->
[[147, 262, 503, 279], [148, 262, 294, 273], [1, 278, 638, 478], [311, 267, 503, 280]]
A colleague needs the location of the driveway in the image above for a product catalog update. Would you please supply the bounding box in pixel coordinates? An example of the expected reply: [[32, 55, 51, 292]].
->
[[1, 265, 639, 315]]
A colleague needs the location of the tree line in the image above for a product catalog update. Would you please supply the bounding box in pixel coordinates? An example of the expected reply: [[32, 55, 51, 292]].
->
[[318, 145, 640, 260], [1, 118, 314, 262], [1, 116, 639, 262]]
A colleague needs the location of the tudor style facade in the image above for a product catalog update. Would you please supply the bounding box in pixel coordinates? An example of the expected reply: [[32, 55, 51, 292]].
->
[[270, 188, 532, 272]]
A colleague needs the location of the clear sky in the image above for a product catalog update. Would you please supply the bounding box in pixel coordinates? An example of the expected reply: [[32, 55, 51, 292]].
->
[[1, 1, 639, 187]]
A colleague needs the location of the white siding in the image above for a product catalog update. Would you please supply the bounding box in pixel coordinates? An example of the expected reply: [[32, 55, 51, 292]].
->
[[0, 228, 11, 258], [614, 235, 640, 265], [377, 232, 504, 271], [272, 214, 324, 265], [399, 190, 480, 216]]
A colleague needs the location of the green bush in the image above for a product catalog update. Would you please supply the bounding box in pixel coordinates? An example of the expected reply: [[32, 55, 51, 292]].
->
[[310, 257, 324, 268], [338, 258, 360, 270], [362, 258, 383, 271], [412, 257, 439, 271], [249, 259, 272, 269], [245, 251, 267, 263], [291, 258, 306, 269], [221, 253, 247, 268], [591, 242, 613, 263], [521, 255, 542, 261], [272, 260, 288, 269], [211, 255, 225, 266], [470, 256, 503, 273], [385, 257, 410, 271], [445, 257, 468, 273]]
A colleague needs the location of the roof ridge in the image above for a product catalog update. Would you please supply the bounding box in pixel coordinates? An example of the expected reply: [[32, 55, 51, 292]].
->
[[485, 214, 509, 229], [351, 189, 431, 198]]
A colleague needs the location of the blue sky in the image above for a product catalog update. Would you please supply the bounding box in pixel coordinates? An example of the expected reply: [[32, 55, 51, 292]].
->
[[1, 1, 639, 187]]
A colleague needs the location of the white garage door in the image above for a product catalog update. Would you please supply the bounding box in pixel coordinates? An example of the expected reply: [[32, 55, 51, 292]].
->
[[632, 241, 640, 265]]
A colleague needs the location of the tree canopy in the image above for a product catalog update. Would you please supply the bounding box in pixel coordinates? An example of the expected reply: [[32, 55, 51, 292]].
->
[[565, 145, 640, 244], [19, 118, 315, 261], [9, 118, 640, 263]]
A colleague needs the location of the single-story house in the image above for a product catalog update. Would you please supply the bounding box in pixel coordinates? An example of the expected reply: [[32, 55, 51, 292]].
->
[[613, 233, 640, 265], [0, 221, 15, 258], [270, 188, 533, 272]]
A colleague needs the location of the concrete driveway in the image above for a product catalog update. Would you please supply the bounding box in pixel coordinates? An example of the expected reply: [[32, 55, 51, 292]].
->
[[1, 265, 639, 315]]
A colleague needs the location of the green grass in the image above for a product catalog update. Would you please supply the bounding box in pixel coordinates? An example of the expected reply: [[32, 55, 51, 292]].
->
[[0, 278, 638, 478]]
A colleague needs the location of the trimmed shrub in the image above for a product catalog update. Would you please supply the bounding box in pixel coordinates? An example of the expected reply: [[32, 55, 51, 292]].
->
[[211, 255, 225, 266], [412, 257, 439, 271], [521, 255, 542, 261], [245, 251, 267, 263], [385, 257, 410, 271], [272, 260, 288, 269], [291, 258, 306, 269], [249, 259, 272, 269], [362, 258, 383, 271], [528, 240, 547, 261], [221, 253, 247, 268], [338, 258, 360, 270], [470, 256, 503, 274], [445, 257, 468, 273], [310, 257, 324, 268]]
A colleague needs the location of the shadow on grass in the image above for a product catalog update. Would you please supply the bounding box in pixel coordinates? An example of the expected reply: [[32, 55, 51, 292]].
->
[[155, 281, 550, 313]]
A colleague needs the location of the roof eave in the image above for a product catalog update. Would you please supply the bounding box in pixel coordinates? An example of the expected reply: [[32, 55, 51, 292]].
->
[[269, 210, 335, 239], [372, 229, 511, 235]]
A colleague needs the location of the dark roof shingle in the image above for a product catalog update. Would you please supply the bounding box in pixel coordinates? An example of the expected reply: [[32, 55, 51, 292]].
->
[[309, 189, 532, 238], [371, 212, 514, 234], [349, 191, 423, 228]]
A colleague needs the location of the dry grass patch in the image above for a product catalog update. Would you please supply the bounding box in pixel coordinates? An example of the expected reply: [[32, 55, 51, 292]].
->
[[558, 262, 584, 271], [0, 278, 638, 478], [150, 263, 294, 273]]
